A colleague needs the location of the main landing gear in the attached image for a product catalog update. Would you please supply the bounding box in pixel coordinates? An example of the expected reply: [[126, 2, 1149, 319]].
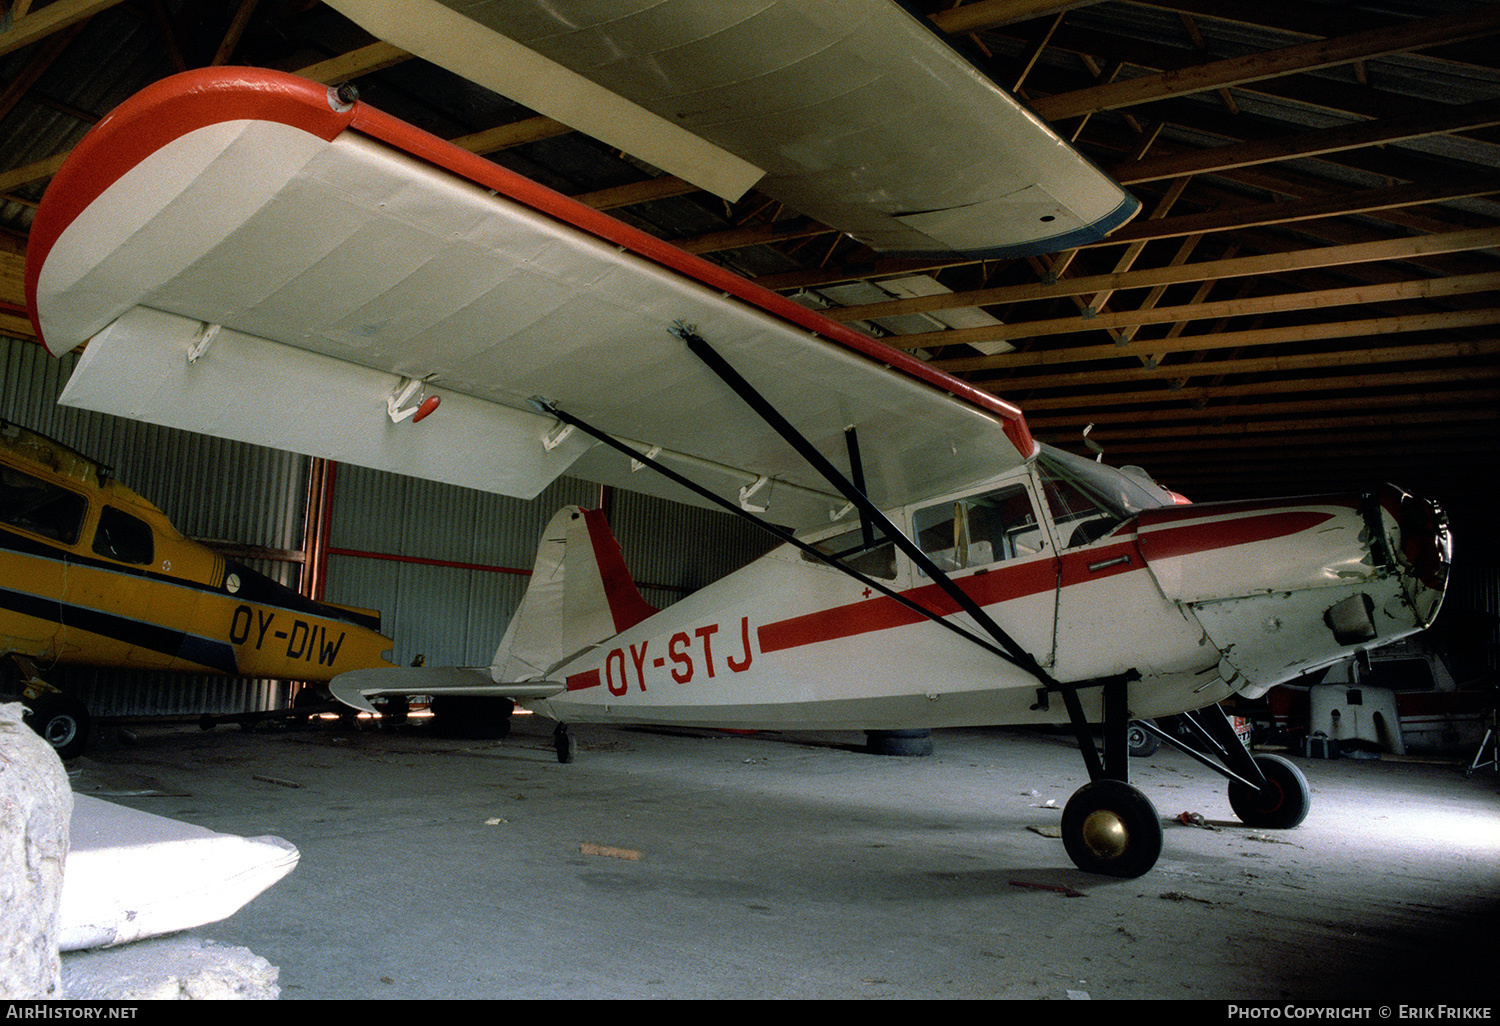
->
[[1052, 677, 1311, 877]]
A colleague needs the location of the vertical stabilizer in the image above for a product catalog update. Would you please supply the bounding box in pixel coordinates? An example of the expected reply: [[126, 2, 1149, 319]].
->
[[491, 506, 656, 681]]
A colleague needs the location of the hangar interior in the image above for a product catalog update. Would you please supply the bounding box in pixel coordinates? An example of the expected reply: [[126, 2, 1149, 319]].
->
[[2, 0, 1498, 723], [0, 0, 1498, 1003]]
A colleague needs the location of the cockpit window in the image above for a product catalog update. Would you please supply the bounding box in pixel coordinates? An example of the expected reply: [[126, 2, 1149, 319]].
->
[[0, 467, 87, 545], [93, 505, 155, 565], [1037, 444, 1172, 549], [913, 483, 1044, 573], [800, 523, 898, 580]]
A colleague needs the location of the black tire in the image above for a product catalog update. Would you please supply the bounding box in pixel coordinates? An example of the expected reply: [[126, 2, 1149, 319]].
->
[[1228, 753, 1311, 829], [375, 696, 410, 725], [1061, 779, 1163, 878], [25, 693, 90, 760], [1126, 721, 1160, 757], [554, 723, 576, 764], [865, 728, 934, 757], [430, 696, 513, 739]]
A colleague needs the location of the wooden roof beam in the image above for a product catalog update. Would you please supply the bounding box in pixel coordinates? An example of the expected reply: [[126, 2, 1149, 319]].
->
[[904, 270, 1500, 349], [962, 337, 1500, 391], [825, 225, 1500, 323], [0, 0, 125, 57], [1114, 98, 1500, 185], [939, 307, 1500, 374], [1028, 5, 1500, 120]]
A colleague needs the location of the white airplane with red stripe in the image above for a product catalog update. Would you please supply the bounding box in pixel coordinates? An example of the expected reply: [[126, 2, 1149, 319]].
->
[[25, 65, 1450, 878]]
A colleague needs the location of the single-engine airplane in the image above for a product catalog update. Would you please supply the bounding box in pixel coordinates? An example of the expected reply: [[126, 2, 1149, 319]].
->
[[0, 419, 396, 757], [24, 68, 1451, 876]]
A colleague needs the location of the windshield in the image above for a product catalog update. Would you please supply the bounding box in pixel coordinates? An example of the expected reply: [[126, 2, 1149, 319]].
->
[[1036, 444, 1174, 548]]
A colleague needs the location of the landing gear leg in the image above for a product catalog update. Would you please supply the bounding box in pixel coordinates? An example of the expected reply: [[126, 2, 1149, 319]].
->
[[1172, 706, 1312, 830], [1056, 674, 1163, 878], [1138, 705, 1313, 831]]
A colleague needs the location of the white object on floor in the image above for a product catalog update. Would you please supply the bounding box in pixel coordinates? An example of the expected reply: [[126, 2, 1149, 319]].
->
[[59, 795, 298, 952]]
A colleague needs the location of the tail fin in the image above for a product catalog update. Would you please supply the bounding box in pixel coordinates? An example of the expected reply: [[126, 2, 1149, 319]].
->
[[491, 506, 656, 681]]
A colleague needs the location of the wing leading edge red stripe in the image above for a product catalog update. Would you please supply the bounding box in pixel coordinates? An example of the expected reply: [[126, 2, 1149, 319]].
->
[[26, 67, 1034, 460]]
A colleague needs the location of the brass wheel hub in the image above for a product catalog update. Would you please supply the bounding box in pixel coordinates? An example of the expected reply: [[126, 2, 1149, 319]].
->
[[1081, 809, 1130, 859]]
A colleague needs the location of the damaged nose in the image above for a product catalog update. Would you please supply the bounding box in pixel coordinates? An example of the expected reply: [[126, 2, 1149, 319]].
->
[[1374, 484, 1452, 628], [1134, 489, 1453, 697]]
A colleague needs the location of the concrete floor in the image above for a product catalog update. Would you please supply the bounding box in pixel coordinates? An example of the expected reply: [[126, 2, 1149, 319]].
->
[[62, 711, 1500, 1002]]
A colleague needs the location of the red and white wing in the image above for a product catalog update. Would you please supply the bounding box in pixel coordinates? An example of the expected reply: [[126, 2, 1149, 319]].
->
[[27, 69, 1034, 532]]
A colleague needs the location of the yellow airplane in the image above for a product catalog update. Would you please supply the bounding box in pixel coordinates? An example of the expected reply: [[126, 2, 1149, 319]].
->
[[0, 419, 396, 756]]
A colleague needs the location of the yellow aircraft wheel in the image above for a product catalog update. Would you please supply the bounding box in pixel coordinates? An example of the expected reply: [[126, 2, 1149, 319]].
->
[[1061, 779, 1163, 878], [24, 693, 90, 760]]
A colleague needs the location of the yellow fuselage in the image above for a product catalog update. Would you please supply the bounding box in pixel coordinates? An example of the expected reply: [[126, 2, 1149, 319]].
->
[[0, 424, 393, 681]]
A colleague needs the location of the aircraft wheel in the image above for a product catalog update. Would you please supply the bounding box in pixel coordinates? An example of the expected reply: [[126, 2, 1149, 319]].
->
[[1061, 779, 1163, 878], [431, 696, 513, 739], [1126, 721, 1159, 757], [1227, 754, 1310, 829], [25, 694, 90, 760], [554, 723, 576, 764], [865, 728, 934, 757]]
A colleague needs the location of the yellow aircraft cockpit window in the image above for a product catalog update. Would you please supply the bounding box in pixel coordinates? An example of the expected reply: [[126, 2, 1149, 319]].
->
[[0, 467, 88, 545], [92, 505, 155, 566]]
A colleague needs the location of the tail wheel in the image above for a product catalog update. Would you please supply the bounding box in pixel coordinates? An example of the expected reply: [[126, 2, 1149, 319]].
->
[[24, 694, 90, 760], [1061, 779, 1163, 878], [554, 723, 576, 764], [1228, 754, 1311, 829]]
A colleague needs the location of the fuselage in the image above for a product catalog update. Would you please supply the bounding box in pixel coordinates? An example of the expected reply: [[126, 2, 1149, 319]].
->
[[530, 446, 1449, 732], [0, 422, 394, 683]]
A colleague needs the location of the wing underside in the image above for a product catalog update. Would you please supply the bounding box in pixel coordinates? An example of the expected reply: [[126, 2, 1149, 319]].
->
[[28, 69, 1034, 532], [327, 0, 1140, 257]]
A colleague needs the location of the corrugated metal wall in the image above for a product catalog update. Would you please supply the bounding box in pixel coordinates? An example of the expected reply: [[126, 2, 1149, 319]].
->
[[323, 465, 774, 669], [0, 335, 772, 717], [0, 337, 310, 715]]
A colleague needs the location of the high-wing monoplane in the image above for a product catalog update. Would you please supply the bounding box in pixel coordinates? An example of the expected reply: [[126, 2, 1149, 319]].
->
[[24, 68, 1451, 877], [0, 419, 395, 757]]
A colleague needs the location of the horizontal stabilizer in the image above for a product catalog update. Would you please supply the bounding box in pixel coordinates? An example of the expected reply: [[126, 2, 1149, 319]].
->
[[330, 666, 564, 714]]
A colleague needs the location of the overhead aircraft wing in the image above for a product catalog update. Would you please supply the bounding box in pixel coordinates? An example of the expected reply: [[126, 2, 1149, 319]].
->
[[326, 0, 1139, 257], [27, 68, 1034, 534]]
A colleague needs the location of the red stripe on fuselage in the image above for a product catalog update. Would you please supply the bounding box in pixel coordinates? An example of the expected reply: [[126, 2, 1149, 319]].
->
[[1137, 511, 1333, 562], [567, 668, 602, 691], [758, 542, 1141, 655], [756, 503, 1334, 657]]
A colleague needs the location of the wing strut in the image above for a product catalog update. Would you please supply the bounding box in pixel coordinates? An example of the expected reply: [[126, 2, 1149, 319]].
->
[[535, 323, 1143, 784], [671, 323, 1057, 685], [525, 399, 1015, 665]]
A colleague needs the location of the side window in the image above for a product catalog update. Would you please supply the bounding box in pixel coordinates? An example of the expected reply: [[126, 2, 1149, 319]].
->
[[93, 505, 155, 565], [913, 483, 1044, 573], [0, 467, 88, 544], [800, 523, 899, 580]]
